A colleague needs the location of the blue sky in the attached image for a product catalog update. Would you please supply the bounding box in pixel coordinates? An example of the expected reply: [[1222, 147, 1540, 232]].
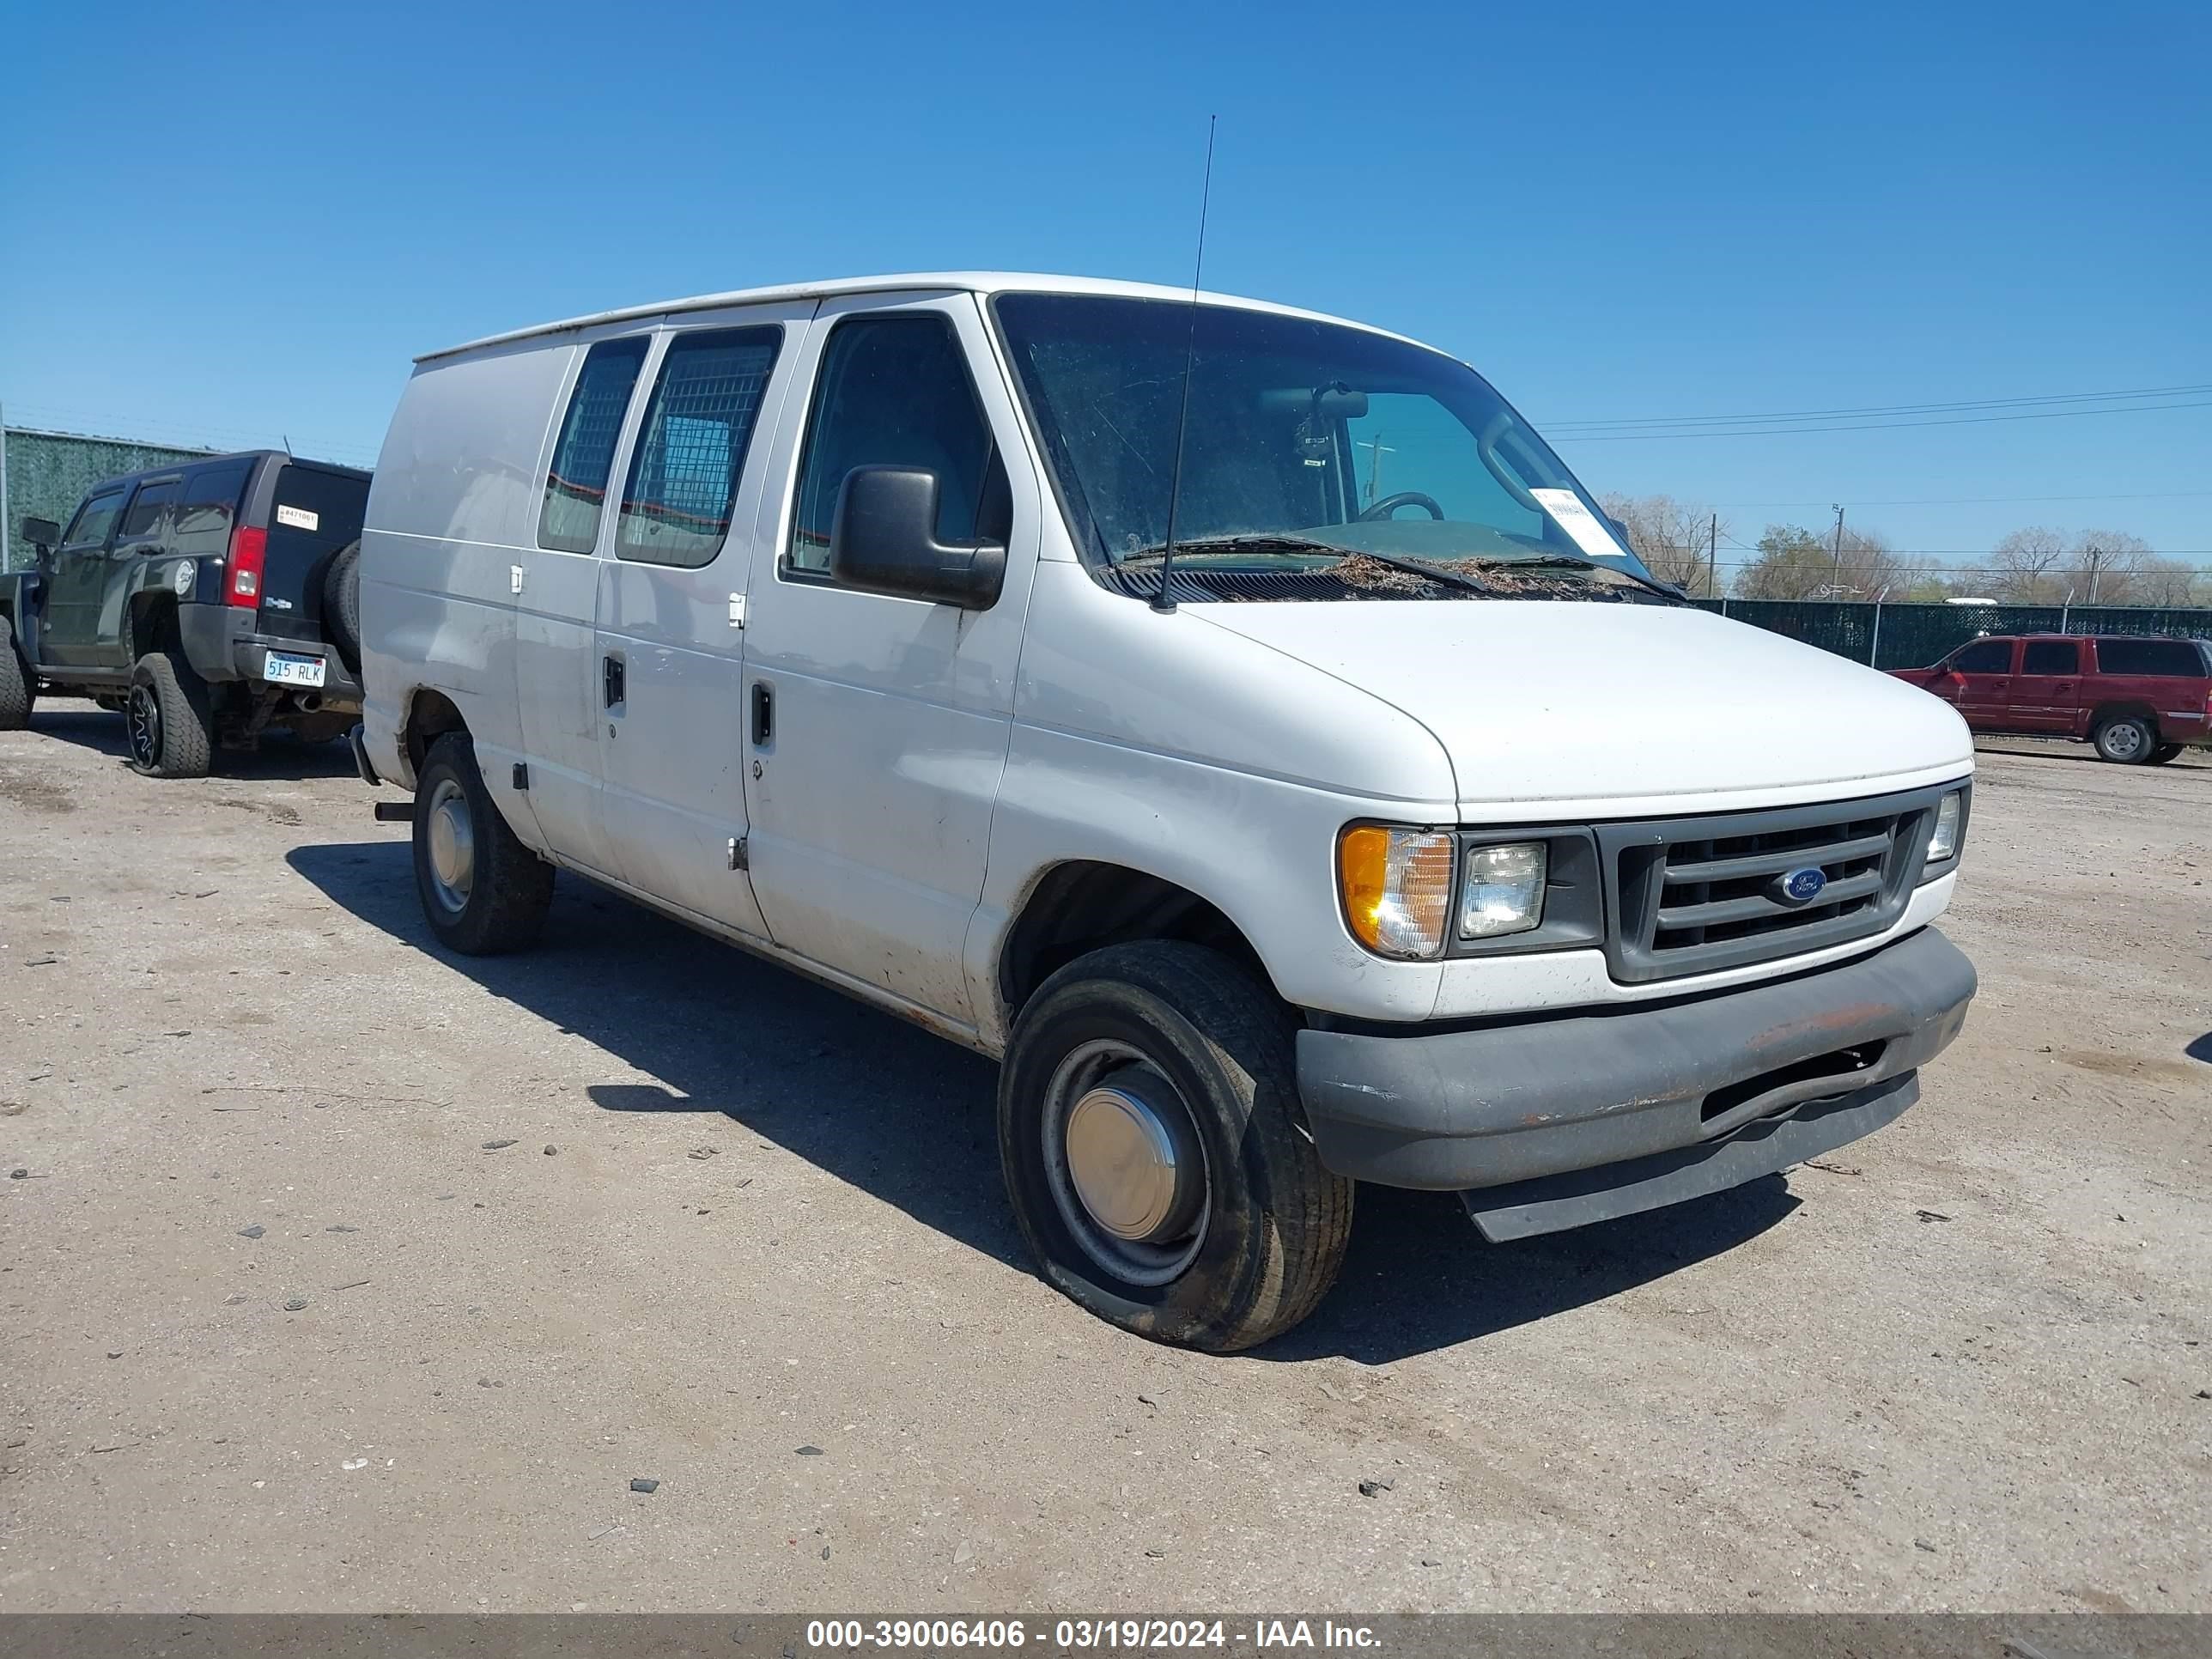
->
[[3, 0, 2206, 572]]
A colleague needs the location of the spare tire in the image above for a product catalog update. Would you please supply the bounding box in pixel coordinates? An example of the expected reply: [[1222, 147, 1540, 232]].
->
[[324, 539, 362, 674]]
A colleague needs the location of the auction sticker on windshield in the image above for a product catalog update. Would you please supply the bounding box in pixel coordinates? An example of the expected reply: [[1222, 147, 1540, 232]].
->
[[1529, 488, 1632, 562]]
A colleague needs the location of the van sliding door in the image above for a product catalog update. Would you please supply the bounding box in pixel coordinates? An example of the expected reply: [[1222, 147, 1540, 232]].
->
[[592, 304, 812, 936]]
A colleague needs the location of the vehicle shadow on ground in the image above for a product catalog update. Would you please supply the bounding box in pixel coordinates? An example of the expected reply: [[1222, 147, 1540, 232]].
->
[[27, 706, 360, 780], [1976, 738, 2210, 773], [289, 839, 1798, 1364], [2187, 1033, 2212, 1065]]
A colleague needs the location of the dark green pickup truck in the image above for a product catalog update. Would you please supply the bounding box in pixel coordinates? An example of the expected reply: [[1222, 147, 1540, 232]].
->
[[2, 450, 368, 776]]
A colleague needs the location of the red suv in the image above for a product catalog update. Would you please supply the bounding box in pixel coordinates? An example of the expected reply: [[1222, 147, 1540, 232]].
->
[[1891, 633, 2212, 763]]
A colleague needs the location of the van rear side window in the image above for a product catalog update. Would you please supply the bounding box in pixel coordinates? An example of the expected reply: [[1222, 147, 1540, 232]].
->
[[616, 327, 781, 568], [539, 337, 649, 554]]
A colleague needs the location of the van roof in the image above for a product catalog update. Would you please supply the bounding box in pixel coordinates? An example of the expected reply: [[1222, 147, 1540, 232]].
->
[[417, 271, 1429, 364]]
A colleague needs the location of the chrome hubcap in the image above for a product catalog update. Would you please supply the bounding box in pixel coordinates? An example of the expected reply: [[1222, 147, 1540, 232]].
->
[[1043, 1041, 1209, 1286], [126, 684, 161, 768], [423, 778, 476, 914]]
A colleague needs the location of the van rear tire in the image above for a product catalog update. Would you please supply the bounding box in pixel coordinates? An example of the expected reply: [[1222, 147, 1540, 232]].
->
[[0, 617, 32, 730], [998, 940, 1353, 1352], [2146, 743, 2183, 765], [411, 732, 553, 955]]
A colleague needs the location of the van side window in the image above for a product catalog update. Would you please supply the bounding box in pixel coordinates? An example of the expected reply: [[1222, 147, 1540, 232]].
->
[[2021, 640, 2077, 676], [539, 337, 650, 554], [787, 314, 1006, 575], [1949, 640, 2013, 673], [615, 327, 782, 568], [172, 463, 255, 556], [62, 489, 130, 550]]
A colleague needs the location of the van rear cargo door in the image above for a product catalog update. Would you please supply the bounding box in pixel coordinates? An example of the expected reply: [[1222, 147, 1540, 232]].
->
[[258, 463, 368, 646]]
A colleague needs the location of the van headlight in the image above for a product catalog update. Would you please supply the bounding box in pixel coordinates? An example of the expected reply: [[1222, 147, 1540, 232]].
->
[[1460, 842, 1547, 939], [1337, 825, 1454, 959], [1928, 790, 1964, 862]]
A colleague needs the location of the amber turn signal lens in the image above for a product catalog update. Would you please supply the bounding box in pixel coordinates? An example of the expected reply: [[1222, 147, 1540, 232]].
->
[[1338, 825, 1455, 959]]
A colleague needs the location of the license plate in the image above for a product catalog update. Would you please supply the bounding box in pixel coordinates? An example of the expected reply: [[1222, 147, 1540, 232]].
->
[[264, 651, 326, 688]]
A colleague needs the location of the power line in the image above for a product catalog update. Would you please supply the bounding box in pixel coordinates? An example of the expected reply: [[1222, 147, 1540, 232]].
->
[[1717, 489, 2212, 509], [1544, 380, 2212, 433], [1552, 398, 2212, 443]]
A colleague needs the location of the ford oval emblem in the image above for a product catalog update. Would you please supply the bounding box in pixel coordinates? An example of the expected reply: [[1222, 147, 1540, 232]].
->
[[1779, 866, 1828, 904]]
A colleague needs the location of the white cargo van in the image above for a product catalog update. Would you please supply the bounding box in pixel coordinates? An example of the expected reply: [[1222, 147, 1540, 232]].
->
[[356, 273, 1976, 1350]]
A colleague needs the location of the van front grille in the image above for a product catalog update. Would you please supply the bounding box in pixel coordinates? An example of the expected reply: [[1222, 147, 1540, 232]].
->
[[1600, 786, 1954, 983]]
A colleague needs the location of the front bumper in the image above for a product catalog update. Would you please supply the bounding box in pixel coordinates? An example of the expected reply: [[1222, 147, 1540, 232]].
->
[[1295, 927, 1976, 1235], [178, 604, 362, 707]]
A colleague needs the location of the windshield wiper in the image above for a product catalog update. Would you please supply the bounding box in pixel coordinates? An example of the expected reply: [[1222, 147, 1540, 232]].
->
[[1119, 534, 1346, 564], [1455, 554, 1688, 603], [1121, 536, 1500, 596], [1118, 536, 1685, 601]]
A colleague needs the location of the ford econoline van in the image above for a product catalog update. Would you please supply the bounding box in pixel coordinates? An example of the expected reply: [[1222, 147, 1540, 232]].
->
[[356, 274, 1977, 1350]]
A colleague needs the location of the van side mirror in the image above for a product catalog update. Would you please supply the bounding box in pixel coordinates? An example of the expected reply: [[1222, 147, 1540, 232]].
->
[[21, 517, 60, 564], [828, 467, 1005, 610]]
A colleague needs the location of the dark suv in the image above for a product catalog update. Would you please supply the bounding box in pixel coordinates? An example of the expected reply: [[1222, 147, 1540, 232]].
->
[[1, 450, 368, 775]]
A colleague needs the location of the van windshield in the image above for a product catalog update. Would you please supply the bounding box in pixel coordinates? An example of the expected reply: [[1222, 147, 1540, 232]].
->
[[993, 292, 1665, 601]]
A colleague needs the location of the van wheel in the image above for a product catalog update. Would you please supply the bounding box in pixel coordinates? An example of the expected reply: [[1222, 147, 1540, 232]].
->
[[2146, 743, 2183, 765], [2092, 714, 2154, 764], [126, 651, 215, 777], [998, 940, 1353, 1352], [325, 540, 362, 674], [411, 732, 553, 954], [0, 616, 32, 730]]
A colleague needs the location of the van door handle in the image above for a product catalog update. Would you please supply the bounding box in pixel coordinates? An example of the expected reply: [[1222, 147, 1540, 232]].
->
[[750, 681, 773, 746], [603, 653, 625, 709]]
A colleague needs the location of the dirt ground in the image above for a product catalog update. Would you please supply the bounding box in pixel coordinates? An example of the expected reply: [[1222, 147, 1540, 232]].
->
[[1, 710, 2206, 1613]]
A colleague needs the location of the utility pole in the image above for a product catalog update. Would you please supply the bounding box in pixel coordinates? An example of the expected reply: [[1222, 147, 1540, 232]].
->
[[1830, 504, 1846, 583], [1708, 514, 1718, 599], [1355, 434, 1393, 506], [2084, 545, 2103, 605]]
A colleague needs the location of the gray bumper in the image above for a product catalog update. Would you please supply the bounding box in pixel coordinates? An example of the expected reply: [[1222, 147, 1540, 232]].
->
[[177, 605, 361, 705], [1296, 927, 1976, 1235]]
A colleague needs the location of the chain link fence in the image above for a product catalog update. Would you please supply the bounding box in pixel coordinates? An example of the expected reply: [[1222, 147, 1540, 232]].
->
[[2, 425, 219, 568], [1692, 598, 2212, 669]]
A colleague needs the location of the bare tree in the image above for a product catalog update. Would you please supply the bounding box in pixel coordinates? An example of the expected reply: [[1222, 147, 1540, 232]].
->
[[1597, 494, 1725, 595], [2128, 556, 2201, 607], [1734, 521, 1905, 599], [2066, 529, 2154, 605], [1985, 527, 2069, 603]]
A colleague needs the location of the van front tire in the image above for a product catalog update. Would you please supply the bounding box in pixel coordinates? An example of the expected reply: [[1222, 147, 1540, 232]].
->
[[411, 733, 553, 955], [998, 940, 1353, 1352]]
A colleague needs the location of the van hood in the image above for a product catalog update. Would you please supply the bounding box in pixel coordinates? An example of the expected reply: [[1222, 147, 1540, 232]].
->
[[1191, 599, 1972, 814]]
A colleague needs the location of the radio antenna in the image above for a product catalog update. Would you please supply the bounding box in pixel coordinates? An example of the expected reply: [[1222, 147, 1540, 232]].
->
[[1152, 114, 1217, 616]]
